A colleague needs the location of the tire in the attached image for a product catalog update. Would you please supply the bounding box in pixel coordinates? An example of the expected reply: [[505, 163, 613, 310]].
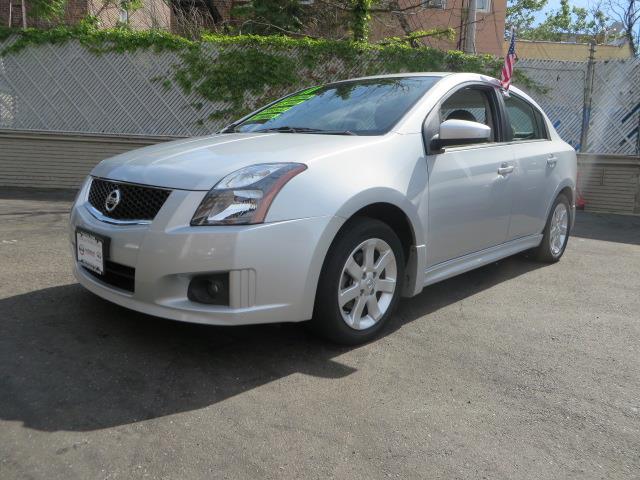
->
[[310, 217, 405, 345], [532, 194, 571, 263]]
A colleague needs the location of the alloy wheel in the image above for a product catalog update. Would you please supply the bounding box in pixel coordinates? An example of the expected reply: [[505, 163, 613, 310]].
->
[[549, 202, 568, 256], [338, 238, 397, 330]]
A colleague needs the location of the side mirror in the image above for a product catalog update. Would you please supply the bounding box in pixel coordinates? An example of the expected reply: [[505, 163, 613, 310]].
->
[[430, 119, 491, 151]]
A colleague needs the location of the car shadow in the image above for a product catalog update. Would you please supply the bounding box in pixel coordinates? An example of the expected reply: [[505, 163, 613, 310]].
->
[[0, 255, 544, 433], [392, 255, 544, 328], [571, 211, 640, 246]]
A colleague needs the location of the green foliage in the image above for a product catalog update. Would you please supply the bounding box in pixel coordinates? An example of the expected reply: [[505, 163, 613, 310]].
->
[[506, 0, 548, 32], [120, 0, 144, 11], [174, 44, 299, 119], [231, 0, 307, 34], [350, 0, 373, 41], [513, 0, 610, 42], [0, 23, 193, 55], [380, 28, 456, 45], [0, 27, 538, 125], [28, 0, 68, 20]]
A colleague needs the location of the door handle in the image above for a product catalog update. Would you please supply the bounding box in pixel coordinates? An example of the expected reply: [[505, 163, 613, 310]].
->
[[547, 155, 557, 168], [498, 163, 515, 175]]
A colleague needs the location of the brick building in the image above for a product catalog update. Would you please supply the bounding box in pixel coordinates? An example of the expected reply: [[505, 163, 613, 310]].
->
[[369, 0, 506, 56], [0, 0, 208, 30], [1, 0, 505, 56]]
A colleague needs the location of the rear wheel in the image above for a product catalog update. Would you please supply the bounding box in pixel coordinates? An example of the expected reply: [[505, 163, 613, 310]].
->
[[311, 218, 405, 345], [532, 194, 571, 263]]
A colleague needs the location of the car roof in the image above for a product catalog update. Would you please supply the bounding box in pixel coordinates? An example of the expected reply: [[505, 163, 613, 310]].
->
[[348, 72, 545, 134], [331, 72, 452, 83], [335, 72, 539, 112], [333, 72, 509, 89], [329, 72, 514, 94]]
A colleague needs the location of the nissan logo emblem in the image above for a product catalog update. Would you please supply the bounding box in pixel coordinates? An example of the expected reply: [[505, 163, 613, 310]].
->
[[105, 189, 121, 213]]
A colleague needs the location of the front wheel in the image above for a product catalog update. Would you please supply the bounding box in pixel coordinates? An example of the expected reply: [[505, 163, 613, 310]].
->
[[311, 217, 405, 345], [532, 194, 571, 263]]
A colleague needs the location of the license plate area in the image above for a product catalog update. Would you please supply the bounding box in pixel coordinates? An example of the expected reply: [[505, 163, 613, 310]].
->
[[76, 228, 109, 275]]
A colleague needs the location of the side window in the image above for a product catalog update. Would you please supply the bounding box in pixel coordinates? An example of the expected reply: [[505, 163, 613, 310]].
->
[[534, 109, 549, 138], [440, 87, 496, 145], [504, 95, 547, 141]]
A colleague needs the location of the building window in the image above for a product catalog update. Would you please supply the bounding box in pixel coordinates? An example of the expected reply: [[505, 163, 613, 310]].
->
[[422, 0, 446, 8], [477, 0, 491, 12]]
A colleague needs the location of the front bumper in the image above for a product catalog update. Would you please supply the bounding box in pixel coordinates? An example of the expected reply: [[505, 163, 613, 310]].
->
[[70, 187, 342, 326]]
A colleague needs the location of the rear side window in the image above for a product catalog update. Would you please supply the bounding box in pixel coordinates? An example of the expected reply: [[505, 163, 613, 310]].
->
[[504, 95, 548, 141]]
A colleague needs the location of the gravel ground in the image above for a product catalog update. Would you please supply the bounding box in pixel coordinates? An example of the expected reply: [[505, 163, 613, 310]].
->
[[1, 188, 639, 479]]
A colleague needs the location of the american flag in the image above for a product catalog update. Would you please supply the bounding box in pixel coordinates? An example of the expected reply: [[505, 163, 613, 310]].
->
[[501, 30, 517, 91]]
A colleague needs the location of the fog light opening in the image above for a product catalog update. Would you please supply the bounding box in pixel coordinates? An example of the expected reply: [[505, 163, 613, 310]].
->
[[188, 273, 230, 305]]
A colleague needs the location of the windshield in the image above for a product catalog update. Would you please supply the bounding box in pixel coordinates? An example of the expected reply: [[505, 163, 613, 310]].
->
[[231, 76, 439, 136]]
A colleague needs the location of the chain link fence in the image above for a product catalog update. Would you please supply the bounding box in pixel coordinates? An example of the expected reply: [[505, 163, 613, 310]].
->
[[518, 58, 640, 156], [588, 59, 640, 155], [0, 38, 424, 137], [517, 60, 587, 150], [1, 38, 639, 155], [0, 40, 214, 137]]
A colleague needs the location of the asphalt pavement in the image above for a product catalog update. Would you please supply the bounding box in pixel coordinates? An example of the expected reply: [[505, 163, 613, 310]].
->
[[1, 188, 639, 479]]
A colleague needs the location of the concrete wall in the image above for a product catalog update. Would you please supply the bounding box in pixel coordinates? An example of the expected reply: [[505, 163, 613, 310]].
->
[[0, 130, 174, 190], [505, 40, 634, 61], [1, 132, 638, 217], [578, 154, 640, 215]]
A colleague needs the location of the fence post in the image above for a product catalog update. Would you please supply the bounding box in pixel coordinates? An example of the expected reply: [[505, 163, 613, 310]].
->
[[580, 42, 596, 152], [636, 111, 640, 156]]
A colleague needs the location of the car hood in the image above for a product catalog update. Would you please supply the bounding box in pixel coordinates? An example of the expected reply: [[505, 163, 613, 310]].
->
[[92, 133, 376, 190]]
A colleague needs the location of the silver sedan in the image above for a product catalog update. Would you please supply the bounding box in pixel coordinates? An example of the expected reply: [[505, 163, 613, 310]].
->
[[70, 73, 577, 344]]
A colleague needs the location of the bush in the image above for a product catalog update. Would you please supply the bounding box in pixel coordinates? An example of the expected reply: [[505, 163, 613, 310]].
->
[[0, 27, 535, 125]]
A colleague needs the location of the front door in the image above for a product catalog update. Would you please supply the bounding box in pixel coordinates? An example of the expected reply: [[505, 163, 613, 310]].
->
[[425, 85, 515, 267]]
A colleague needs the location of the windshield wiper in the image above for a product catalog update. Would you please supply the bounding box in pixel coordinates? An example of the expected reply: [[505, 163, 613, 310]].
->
[[219, 123, 240, 134], [254, 126, 357, 135]]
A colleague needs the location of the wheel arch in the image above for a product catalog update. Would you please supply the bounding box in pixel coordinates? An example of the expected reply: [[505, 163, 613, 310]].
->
[[321, 189, 426, 300], [333, 187, 425, 243], [545, 179, 576, 230]]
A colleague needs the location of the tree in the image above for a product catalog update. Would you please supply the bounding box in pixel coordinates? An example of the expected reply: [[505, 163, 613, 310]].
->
[[514, 0, 610, 42], [27, 0, 68, 20], [350, 0, 373, 41], [26, 0, 143, 27], [506, 0, 548, 33], [605, 0, 639, 55], [312, 0, 455, 43], [232, 0, 307, 35]]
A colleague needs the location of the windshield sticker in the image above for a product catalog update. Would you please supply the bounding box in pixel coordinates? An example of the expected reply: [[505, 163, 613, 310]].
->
[[248, 86, 323, 122]]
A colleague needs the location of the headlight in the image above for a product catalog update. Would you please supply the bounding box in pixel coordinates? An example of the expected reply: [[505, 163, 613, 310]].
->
[[190, 163, 307, 226]]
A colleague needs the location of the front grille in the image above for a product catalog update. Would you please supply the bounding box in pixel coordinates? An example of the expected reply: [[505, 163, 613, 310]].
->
[[83, 260, 135, 293], [88, 178, 171, 221]]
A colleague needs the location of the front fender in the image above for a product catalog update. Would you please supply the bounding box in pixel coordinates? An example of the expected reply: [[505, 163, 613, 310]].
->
[[333, 187, 427, 298], [264, 132, 429, 300], [334, 187, 425, 243]]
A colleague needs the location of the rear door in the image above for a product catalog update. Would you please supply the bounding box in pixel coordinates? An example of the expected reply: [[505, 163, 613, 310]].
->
[[425, 84, 515, 267], [501, 94, 556, 239]]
